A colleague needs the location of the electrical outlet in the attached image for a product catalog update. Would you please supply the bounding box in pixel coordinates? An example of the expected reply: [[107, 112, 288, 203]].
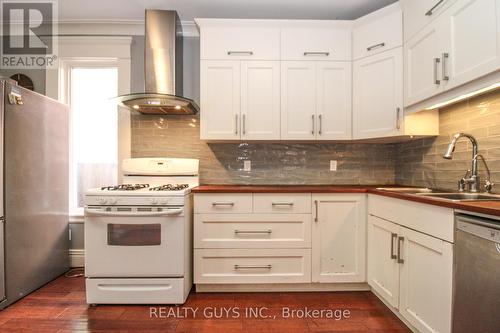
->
[[244, 160, 252, 171], [330, 160, 337, 171]]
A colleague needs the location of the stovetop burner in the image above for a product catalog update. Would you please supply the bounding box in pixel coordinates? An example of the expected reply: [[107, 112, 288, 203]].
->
[[149, 184, 189, 191], [101, 184, 150, 191]]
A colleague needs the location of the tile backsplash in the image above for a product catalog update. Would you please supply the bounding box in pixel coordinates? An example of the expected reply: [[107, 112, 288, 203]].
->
[[396, 90, 500, 192], [131, 90, 500, 189], [131, 115, 396, 185]]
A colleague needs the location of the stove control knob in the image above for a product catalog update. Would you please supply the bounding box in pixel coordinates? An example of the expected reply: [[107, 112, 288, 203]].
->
[[150, 198, 159, 205], [160, 199, 169, 205], [108, 198, 117, 205], [99, 198, 108, 205]]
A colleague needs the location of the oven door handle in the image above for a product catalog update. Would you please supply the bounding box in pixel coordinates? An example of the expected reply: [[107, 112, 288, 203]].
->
[[84, 208, 183, 217]]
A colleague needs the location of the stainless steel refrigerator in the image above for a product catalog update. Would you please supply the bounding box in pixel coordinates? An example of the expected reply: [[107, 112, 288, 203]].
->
[[0, 79, 69, 308]]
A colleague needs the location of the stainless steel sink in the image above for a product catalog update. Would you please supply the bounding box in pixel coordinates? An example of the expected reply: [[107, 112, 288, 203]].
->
[[376, 187, 435, 194], [416, 192, 500, 201]]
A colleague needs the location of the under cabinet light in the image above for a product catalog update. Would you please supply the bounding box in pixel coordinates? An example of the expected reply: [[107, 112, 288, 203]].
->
[[425, 82, 500, 110]]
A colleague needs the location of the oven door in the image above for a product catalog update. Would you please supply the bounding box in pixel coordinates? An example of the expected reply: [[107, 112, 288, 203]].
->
[[84, 206, 185, 278]]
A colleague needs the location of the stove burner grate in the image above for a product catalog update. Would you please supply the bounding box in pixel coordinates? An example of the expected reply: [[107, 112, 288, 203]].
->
[[149, 184, 189, 191], [101, 184, 150, 191]]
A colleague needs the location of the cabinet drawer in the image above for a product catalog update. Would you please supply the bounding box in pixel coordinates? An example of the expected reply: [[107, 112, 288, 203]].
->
[[200, 25, 280, 60], [253, 193, 312, 213], [86, 278, 186, 304], [194, 214, 311, 249], [353, 9, 402, 60], [194, 194, 252, 214], [281, 26, 351, 61], [368, 194, 454, 242], [194, 249, 311, 284]]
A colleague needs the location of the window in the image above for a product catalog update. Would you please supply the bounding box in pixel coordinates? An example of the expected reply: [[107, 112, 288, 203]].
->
[[45, 36, 132, 218], [69, 66, 118, 214]]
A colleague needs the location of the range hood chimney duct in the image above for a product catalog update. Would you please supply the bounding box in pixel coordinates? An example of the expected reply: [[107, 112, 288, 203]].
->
[[117, 10, 199, 115]]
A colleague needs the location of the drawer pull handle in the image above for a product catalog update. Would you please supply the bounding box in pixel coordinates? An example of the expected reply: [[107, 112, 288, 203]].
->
[[367, 42, 385, 51], [425, 0, 445, 16], [228, 51, 253, 55], [304, 51, 330, 56], [212, 202, 235, 206], [314, 200, 319, 222], [396, 107, 401, 130], [442, 52, 449, 81], [397, 236, 405, 264], [390, 233, 398, 259], [234, 264, 272, 270], [234, 229, 272, 234], [433, 57, 441, 85], [271, 202, 294, 206]]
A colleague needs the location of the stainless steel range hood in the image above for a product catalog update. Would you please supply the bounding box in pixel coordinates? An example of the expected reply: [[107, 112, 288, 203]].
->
[[117, 10, 199, 115]]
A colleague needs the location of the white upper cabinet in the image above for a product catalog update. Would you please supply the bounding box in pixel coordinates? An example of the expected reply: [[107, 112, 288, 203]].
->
[[241, 61, 281, 140], [281, 61, 352, 140], [403, 0, 500, 108], [353, 48, 403, 139], [316, 62, 352, 140], [200, 60, 241, 140], [441, 0, 500, 90], [281, 61, 317, 140], [404, 23, 446, 107], [200, 60, 281, 140], [401, 0, 457, 41], [312, 194, 366, 283], [197, 20, 280, 60], [353, 3, 403, 60], [281, 23, 352, 61]]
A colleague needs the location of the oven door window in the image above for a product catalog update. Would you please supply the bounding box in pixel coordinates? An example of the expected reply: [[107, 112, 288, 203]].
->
[[107, 224, 161, 246]]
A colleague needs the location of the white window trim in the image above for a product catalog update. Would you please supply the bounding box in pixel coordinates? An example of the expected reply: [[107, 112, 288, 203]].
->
[[46, 36, 132, 217]]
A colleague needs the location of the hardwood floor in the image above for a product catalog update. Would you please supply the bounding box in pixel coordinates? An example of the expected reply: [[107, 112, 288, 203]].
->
[[0, 275, 411, 333]]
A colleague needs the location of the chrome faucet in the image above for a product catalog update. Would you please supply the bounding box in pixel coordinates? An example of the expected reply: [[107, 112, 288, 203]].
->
[[443, 133, 494, 193]]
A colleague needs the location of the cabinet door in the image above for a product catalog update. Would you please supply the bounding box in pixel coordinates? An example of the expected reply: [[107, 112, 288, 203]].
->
[[241, 61, 281, 140], [404, 23, 445, 107], [200, 60, 241, 140], [311, 194, 366, 283], [399, 227, 453, 333], [442, 0, 500, 90], [281, 61, 317, 140], [353, 48, 403, 139], [353, 6, 403, 60], [200, 25, 280, 60], [367, 215, 400, 308], [316, 62, 352, 140], [401, 0, 457, 42], [281, 27, 351, 61]]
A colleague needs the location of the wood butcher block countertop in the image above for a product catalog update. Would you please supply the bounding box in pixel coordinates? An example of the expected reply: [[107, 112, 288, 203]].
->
[[192, 185, 500, 218]]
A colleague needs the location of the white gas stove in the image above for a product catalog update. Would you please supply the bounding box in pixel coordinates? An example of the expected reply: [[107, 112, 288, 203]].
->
[[84, 158, 199, 305]]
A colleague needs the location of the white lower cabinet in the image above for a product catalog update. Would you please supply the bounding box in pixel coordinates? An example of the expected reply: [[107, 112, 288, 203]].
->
[[367, 215, 400, 308], [398, 227, 453, 333], [368, 196, 454, 333], [194, 192, 366, 287], [312, 194, 366, 283]]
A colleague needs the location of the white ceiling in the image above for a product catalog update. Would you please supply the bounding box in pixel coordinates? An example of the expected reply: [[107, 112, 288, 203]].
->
[[58, 0, 398, 22]]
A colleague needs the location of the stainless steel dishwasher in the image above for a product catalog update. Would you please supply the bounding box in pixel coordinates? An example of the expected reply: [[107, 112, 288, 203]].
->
[[453, 214, 500, 333]]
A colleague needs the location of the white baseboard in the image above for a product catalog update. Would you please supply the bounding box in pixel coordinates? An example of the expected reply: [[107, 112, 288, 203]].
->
[[70, 249, 85, 268], [195, 283, 371, 292]]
